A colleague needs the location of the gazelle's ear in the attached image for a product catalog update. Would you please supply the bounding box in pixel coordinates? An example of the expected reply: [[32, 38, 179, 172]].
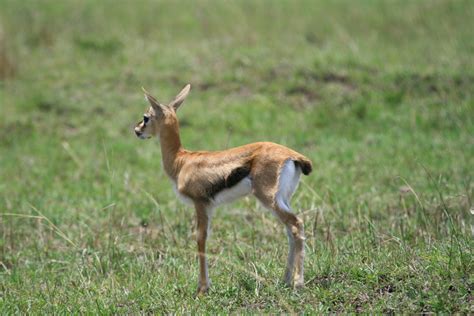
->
[[142, 87, 167, 113], [169, 84, 191, 111]]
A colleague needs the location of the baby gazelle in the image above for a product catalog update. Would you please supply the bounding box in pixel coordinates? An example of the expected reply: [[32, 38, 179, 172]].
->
[[134, 84, 312, 294]]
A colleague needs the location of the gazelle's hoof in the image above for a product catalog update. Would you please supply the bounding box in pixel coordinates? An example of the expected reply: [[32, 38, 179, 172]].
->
[[196, 284, 210, 296], [294, 280, 304, 289]]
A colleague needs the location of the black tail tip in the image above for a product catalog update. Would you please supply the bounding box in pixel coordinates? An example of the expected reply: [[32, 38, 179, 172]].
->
[[295, 160, 312, 175]]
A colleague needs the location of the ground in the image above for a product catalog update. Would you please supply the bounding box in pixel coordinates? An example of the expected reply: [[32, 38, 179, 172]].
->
[[0, 0, 473, 313]]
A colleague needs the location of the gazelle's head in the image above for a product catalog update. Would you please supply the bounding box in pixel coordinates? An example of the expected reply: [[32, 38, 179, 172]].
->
[[134, 84, 191, 139]]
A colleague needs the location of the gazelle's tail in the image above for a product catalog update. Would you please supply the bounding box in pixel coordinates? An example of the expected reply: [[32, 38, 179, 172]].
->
[[294, 157, 312, 175]]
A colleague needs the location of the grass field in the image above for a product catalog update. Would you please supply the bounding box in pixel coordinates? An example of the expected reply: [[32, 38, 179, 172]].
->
[[1, 0, 473, 313]]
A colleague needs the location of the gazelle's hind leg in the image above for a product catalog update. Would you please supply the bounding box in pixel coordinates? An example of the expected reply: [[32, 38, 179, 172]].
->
[[253, 159, 305, 288], [277, 205, 305, 288]]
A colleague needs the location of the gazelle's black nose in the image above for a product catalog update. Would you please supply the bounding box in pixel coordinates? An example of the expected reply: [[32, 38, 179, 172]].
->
[[135, 130, 142, 137]]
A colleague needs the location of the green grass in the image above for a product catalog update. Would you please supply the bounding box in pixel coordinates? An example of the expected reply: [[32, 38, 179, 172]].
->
[[1, 0, 473, 313]]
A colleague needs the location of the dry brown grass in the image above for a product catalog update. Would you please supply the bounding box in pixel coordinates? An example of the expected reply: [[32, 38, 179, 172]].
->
[[0, 26, 16, 80]]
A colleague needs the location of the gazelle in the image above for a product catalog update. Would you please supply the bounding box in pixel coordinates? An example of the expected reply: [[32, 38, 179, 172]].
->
[[134, 84, 312, 294]]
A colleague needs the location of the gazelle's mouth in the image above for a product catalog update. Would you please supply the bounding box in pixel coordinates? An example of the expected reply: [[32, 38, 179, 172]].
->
[[137, 134, 152, 140], [135, 130, 150, 139]]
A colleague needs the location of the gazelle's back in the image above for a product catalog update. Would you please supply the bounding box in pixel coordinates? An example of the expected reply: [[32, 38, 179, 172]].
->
[[175, 141, 311, 205]]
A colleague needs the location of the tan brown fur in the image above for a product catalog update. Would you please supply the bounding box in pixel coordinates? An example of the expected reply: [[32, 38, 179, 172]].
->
[[134, 84, 312, 294]]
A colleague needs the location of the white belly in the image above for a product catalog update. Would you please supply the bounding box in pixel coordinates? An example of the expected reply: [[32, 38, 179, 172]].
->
[[212, 176, 252, 206]]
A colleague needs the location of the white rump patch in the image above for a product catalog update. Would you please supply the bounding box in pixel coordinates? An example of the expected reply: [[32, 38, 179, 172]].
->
[[212, 176, 252, 206], [276, 160, 301, 211]]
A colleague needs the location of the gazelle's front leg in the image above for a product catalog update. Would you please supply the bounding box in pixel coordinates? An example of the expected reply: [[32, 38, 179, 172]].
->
[[195, 202, 211, 294]]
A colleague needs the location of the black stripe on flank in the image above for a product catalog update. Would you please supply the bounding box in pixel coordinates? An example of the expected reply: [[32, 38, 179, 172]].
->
[[206, 164, 251, 199]]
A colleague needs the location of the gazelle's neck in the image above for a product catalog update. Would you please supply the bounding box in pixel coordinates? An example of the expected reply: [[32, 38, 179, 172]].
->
[[158, 119, 183, 180]]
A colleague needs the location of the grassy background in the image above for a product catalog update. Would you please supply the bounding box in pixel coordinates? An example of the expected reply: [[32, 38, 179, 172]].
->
[[1, 0, 473, 313]]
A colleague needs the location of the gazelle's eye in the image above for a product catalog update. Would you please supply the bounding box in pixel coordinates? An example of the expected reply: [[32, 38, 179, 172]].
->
[[143, 116, 149, 124]]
